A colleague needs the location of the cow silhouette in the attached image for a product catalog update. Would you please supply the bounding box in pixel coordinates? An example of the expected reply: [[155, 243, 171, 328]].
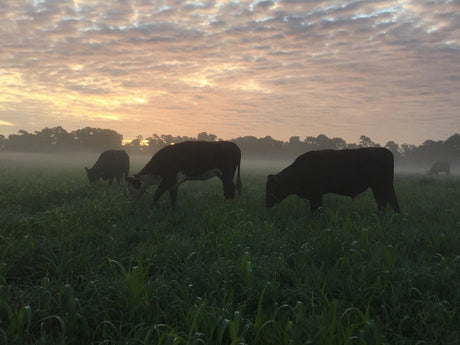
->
[[427, 161, 450, 176], [126, 141, 242, 209], [85, 150, 129, 185], [266, 147, 400, 215]]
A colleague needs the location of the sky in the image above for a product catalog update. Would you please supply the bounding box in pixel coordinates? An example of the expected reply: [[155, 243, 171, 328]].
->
[[0, 0, 459, 146]]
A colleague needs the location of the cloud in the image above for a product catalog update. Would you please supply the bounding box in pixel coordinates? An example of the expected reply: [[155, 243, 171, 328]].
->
[[0, 120, 15, 127], [0, 0, 458, 144]]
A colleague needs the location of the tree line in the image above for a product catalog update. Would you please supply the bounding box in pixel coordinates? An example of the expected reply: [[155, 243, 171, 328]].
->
[[1, 126, 458, 168]]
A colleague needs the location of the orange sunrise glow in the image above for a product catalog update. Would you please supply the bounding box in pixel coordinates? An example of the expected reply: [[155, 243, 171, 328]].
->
[[0, 0, 459, 145]]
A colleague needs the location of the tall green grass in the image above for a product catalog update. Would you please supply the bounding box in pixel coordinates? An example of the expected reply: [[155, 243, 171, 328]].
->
[[0, 158, 459, 344]]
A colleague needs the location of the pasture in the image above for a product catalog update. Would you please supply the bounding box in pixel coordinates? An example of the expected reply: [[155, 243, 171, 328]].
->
[[0, 152, 459, 345]]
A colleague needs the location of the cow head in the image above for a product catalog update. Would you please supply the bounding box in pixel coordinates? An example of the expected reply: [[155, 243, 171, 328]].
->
[[265, 174, 286, 208], [85, 167, 99, 183], [126, 174, 162, 201]]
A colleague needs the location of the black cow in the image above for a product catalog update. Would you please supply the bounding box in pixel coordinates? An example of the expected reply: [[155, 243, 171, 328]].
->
[[85, 150, 130, 185], [266, 147, 400, 214], [126, 141, 242, 208], [427, 161, 450, 176]]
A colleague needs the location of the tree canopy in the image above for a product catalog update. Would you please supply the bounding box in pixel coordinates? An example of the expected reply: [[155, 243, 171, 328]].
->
[[1, 127, 458, 168]]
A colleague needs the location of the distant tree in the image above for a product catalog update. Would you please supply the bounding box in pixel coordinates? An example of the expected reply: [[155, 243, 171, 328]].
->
[[359, 135, 378, 148], [160, 134, 175, 146], [232, 136, 259, 148], [4, 128, 75, 151], [232, 136, 263, 157], [260, 135, 283, 147], [385, 141, 401, 160], [54, 126, 75, 148], [124, 135, 144, 152], [197, 132, 217, 141], [332, 137, 347, 150], [444, 133, 460, 154], [417, 139, 446, 163], [288, 136, 306, 156], [400, 143, 416, 159], [289, 136, 300, 145], [6, 130, 37, 151], [346, 143, 359, 149], [2, 127, 458, 167], [173, 135, 194, 143], [35, 126, 75, 150], [72, 127, 123, 151], [146, 133, 164, 147], [142, 133, 196, 153], [314, 134, 345, 150], [315, 134, 330, 150], [139, 134, 162, 153], [443, 133, 460, 167], [0, 134, 6, 150], [304, 136, 318, 150]]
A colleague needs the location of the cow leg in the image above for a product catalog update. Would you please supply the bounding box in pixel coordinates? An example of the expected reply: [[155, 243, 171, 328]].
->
[[116, 174, 121, 185], [219, 175, 236, 199], [152, 180, 175, 208], [309, 196, 322, 215], [371, 186, 387, 213], [169, 187, 178, 210], [373, 184, 401, 214], [108, 177, 114, 185], [223, 180, 236, 199], [388, 186, 401, 214]]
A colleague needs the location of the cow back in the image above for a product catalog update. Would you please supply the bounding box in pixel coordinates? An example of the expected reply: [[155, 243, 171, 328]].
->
[[138, 141, 240, 178], [89, 149, 129, 179], [284, 147, 394, 197]]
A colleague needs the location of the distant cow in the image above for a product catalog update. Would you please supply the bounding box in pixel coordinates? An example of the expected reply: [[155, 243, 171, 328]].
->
[[427, 161, 450, 176], [266, 147, 400, 214], [85, 150, 130, 185], [126, 141, 242, 209]]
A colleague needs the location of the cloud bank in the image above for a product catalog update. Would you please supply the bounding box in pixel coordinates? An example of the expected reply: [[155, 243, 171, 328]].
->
[[0, 0, 459, 144]]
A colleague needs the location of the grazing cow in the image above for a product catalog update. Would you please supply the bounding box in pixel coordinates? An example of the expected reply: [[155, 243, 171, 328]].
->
[[427, 161, 450, 176], [85, 150, 130, 185], [266, 147, 400, 214], [126, 141, 242, 209]]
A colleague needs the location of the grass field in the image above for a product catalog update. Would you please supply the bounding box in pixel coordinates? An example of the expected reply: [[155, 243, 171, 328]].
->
[[0, 153, 459, 344]]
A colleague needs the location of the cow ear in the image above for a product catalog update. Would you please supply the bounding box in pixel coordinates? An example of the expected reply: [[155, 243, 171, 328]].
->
[[85, 167, 89, 173]]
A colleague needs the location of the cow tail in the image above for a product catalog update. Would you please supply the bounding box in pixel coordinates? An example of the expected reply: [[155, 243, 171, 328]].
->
[[235, 159, 242, 196]]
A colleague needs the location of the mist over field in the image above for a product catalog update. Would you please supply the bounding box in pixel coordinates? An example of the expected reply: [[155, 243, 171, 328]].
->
[[1, 150, 457, 181]]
